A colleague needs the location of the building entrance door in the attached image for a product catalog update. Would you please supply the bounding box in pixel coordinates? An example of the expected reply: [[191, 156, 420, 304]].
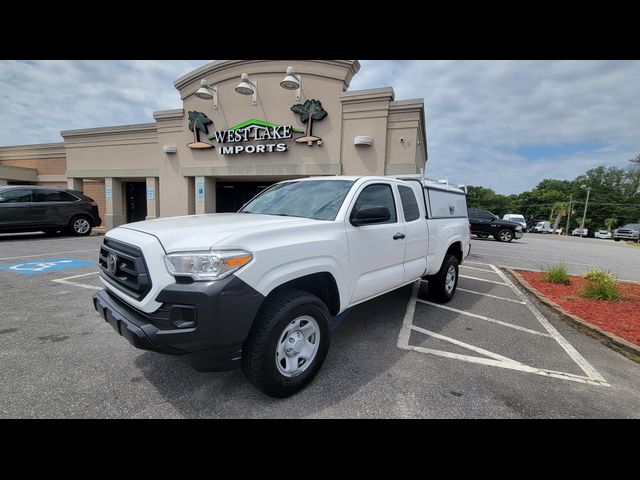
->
[[125, 182, 147, 223], [216, 181, 274, 213]]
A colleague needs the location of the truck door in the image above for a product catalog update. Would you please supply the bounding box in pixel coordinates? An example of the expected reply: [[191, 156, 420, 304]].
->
[[476, 210, 495, 234], [346, 182, 406, 304], [398, 184, 428, 281]]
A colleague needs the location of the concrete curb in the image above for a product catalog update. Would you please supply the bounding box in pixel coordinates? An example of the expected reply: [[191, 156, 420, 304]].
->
[[504, 267, 640, 362]]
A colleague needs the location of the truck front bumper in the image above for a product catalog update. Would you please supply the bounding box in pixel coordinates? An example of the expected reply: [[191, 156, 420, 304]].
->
[[93, 275, 265, 371], [515, 231, 524, 239]]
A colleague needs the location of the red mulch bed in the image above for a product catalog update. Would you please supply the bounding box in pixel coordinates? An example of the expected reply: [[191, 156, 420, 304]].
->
[[518, 270, 640, 347]]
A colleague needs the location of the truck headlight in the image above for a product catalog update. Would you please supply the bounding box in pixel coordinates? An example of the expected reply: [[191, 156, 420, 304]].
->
[[515, 226, 523, 231], [164, 250, 253, 281]]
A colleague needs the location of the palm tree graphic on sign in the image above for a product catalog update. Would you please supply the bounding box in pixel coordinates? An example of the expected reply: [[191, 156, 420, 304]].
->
[[187, 111, 214, 149], [291, 99, 327, 146]]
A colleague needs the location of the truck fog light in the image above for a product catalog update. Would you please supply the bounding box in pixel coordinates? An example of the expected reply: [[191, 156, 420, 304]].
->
[[170, 306, 197, 328]]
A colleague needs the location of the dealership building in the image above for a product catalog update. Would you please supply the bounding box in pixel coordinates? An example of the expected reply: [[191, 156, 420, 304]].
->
[[0, 60, 427, 230]]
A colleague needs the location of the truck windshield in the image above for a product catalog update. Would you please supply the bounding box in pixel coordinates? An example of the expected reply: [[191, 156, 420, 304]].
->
[[239, 180, 355, 220]]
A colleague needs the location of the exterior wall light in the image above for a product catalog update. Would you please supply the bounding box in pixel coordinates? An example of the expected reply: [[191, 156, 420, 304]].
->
[[354, 136, 373, 146], [163, 145, 177, 154], [280, 66, 301, 101], [235, 73, 257, 106], [195, 79, 218, 109]]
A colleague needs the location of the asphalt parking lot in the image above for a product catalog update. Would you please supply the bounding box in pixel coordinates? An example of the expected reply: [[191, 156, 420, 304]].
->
[[1, 232, 639, 418]]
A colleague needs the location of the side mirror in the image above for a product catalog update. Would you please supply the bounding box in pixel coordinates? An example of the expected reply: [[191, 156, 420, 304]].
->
[[350, 205, 391, 226]]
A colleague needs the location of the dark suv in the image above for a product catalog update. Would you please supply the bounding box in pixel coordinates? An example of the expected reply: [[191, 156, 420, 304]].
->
[[0, 185, 101, 236], [468, 208, 524, 242]]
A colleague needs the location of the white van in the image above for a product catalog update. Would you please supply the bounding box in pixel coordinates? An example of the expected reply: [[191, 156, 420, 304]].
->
[[533, 221, 552, 233], [503, 214, 527, 231]]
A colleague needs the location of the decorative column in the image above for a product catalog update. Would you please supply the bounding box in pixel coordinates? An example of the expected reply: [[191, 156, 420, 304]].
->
[[145, 177, 159, 220], [195, 176, 216, 214], [105, 177, 124, 230], [67, 178, 83, 191]]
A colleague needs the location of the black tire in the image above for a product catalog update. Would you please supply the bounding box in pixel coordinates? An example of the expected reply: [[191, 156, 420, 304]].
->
[[614, 238, 620, 242], [495, 229, 514, 242], [425, 254, 459, 303], [68, 215, 93, 236], [241, 289, 331, 398]]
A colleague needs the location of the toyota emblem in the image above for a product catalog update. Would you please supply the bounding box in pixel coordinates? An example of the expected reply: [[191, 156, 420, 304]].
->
[[107, 253, 118, 275]]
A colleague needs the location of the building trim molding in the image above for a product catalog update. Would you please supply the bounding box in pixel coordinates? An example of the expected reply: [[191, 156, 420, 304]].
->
[[181, 163, 341, 177], [37, 175, 68, 182], [174, 60, 360, 92], [67, 168, 161, 178], [61, 123, 158, 139], [0, 164, 38, 182], [385, 164, 419, 175]]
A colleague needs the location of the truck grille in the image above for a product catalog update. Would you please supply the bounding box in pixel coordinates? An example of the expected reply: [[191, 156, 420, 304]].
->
[[99, 238, 152, 301]]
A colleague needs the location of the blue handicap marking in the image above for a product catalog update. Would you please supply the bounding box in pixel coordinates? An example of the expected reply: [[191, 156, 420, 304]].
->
[[0, 258, 96, 276]]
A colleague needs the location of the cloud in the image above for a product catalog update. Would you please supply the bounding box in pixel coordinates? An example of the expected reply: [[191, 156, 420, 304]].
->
[[1, 60, 639, 194], [0, 60, 209, 145], [351, 60, 640, 194]]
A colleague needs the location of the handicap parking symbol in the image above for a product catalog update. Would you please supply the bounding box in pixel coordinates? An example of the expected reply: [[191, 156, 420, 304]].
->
[[0, 258, 96, 275]]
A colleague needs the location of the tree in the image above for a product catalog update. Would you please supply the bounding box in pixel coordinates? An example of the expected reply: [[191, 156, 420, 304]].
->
[[291, 99, 327, 145], [187, 111, 213, 148], [551, 202, 567, 234], [604, 217, 618, 232]]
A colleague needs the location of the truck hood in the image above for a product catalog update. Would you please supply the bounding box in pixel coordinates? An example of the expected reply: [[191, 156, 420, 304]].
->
[[119, 213, 321, 252]]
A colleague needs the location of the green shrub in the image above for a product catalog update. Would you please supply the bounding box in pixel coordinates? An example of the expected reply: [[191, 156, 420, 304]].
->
[[582, 268, 621, 301], [541, 264, 571, 285], [582, 281, 621, 301], [584, 268, 615, 284]]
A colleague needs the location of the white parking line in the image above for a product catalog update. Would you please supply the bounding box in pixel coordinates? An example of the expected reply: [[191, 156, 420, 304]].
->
[[52, 271, 101, 290], [416, 299, 552, 337], [458, 275, 508, 285], [460, 265, 501, 273], [399, 264, 610, 387], [0, 249, 97, 261], [409, 324, 520, 363], [490, 265, 608, 383], [456, 287, 526, 305], [464, 261, 494, 266]]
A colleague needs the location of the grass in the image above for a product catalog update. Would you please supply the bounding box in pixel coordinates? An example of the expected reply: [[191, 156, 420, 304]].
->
[[582, 268, 622, 301], [541, 263, 571, 285]]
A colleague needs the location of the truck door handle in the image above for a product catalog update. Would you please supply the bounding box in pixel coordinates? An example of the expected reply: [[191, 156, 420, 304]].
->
[[393, 233, 405, 240]]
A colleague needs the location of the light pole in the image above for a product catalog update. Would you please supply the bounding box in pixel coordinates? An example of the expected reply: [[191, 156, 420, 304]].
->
[[579, 185, 591, 238]]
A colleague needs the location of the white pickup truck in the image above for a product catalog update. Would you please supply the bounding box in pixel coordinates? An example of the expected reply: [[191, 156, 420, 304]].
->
[[93, 175, 470, 397]]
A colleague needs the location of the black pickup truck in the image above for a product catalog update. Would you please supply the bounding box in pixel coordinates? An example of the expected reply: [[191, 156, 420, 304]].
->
[[468, 208, 524, 242]]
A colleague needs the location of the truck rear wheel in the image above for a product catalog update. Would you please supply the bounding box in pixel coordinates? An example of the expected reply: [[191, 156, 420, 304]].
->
[[241, 289, 331, 398], [425, 254, 459, 303]]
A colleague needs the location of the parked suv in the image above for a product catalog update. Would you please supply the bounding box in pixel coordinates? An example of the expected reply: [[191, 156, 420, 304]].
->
[[613, 223, 640, 242], [468, 208, 524, 242], [0, 185, 101, 236]]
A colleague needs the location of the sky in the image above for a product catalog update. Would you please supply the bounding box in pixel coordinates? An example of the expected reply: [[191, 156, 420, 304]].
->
[[1, 60, 639, 195]]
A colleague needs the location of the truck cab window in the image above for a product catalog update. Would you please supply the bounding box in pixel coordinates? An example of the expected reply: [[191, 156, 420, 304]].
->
[[352, 184, 397, 224], [398, 185, 420, 222]]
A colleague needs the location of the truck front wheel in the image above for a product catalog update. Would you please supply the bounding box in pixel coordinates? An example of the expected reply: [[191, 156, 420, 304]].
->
[[425, 254, 459, 303], [241, 289, 331, 398], [495, 229, 514, 242]]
